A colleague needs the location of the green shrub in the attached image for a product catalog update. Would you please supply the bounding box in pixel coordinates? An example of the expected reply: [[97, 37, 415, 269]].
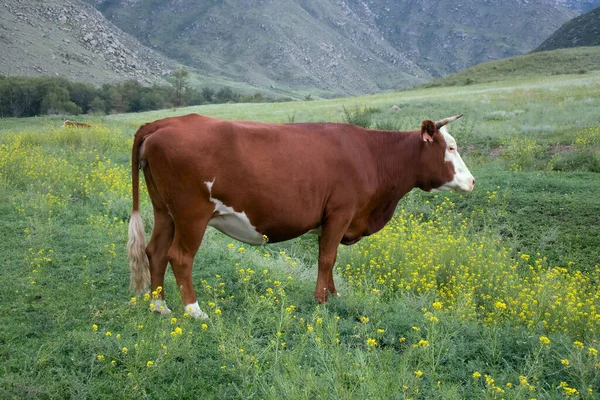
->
[[551, 150, 600, 172], [342, 105, 380, 128], [500, 136, 546, 171]]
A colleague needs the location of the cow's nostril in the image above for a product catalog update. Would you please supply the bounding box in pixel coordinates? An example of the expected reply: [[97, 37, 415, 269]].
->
[[472, 178, 476, 187]]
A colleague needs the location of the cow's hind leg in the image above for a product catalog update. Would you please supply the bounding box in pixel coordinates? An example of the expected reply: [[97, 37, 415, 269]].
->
[[167, 209, 213, 319], [145, 169, 175, 315], [146, 211, 174, 315]]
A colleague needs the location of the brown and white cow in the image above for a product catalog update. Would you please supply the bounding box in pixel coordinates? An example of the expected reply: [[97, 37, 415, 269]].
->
[[128, 113, 474, 318]]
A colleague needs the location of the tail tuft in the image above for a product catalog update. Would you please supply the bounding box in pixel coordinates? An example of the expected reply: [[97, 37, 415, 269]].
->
[[127, 211, 150, 293]]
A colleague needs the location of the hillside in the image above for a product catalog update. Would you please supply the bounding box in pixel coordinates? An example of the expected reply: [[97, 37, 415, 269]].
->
[[85, 0, 576, 95], [535, 6, 600, 51], [420, 46, 600, 88], [0, 0, 177, 85], [558, 0, 600, 12]]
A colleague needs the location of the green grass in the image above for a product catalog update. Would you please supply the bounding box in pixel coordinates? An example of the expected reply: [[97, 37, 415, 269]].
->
[[421, 47, 600, 88], [1, 72, 599, 399]]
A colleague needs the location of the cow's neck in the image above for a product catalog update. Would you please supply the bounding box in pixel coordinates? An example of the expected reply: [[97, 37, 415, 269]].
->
[[357, 129, 423, 236], [365, 129, 422, 199]]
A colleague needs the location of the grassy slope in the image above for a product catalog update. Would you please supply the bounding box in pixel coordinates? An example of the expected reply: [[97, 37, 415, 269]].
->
[[421, 46, 600, 88], [536, 6, 600, 51], [1, 72, 599, 398]]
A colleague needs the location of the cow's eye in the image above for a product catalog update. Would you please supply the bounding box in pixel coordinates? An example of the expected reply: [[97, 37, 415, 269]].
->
[[449, 146, 456, 152]]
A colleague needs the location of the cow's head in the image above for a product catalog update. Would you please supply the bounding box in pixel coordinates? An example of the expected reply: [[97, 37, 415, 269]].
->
[[418, 114, 475, 193]]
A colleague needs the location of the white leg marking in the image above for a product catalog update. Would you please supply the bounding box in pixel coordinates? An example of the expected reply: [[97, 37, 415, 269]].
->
[[185, 302, 208, 320], [150, 299, 172, 316]]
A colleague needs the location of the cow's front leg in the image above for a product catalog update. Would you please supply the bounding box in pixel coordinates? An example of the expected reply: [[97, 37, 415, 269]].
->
[[314, 219, 349, 303]]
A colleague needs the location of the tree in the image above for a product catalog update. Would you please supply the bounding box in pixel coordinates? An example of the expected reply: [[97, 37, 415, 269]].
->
[[40, 87, 82, 115], [89, 96, 106, 115], [215, 86, 238, 103], [5, 77, 38, 117], [121, 80, 144, 112], [70, 82, 97, 113], [172, 69, 189, 107], [201, 87, 215, 103]]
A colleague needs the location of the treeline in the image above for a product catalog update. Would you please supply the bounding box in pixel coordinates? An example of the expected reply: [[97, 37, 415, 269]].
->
[[0, 74, 289, 118]]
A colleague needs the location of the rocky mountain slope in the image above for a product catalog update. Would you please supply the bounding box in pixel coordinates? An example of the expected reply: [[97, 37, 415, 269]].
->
[[343, 0, 578, 77], [535, 5, 600, 51], [84, 0, 577, 94], [555, 0, 600, 12], [0, 0, 177, 85]]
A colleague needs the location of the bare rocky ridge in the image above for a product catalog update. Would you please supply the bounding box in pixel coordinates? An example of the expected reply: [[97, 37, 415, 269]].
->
[[84, 0, 578, 95], [0, 0, 177, 85], [0, 0, 590, 95], [555, 0, 600, 12]]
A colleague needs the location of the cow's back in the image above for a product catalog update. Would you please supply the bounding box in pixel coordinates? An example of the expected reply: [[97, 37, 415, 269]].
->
[[140, 114, 375, 242]]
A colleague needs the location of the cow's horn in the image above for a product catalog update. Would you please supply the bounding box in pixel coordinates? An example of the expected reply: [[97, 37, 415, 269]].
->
[[435, 114, 463, 129]]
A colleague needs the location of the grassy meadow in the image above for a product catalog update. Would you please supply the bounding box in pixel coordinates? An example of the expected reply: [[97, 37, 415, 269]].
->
[[1, 71, 600, 399]]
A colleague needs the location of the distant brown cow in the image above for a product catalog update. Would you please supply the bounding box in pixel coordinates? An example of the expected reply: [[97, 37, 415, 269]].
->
[[63, 120, 92, 128], [128, 113, 474, 318]]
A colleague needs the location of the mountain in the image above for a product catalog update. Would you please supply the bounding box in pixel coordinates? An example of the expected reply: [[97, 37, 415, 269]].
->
[[556, 0, 600, 12], [535, 6, 600, 51], [84, 0, 576, 95], [0, 0, 177, 85]]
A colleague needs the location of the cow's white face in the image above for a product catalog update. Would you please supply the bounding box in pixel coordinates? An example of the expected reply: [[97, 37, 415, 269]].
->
[[432, 127, 475, 192]]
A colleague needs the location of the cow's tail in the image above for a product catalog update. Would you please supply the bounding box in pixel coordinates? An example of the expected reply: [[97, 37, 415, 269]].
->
[[127, 123, 156, 293]]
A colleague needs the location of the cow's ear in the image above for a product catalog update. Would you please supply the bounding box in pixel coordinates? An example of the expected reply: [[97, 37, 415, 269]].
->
[[421, 120, 435, 143]]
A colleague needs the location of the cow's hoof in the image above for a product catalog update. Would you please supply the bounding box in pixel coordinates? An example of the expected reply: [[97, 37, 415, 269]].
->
[[314, 294, 328, 304], [185, 302, 209, 320], [150, 299, 172, 315]]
